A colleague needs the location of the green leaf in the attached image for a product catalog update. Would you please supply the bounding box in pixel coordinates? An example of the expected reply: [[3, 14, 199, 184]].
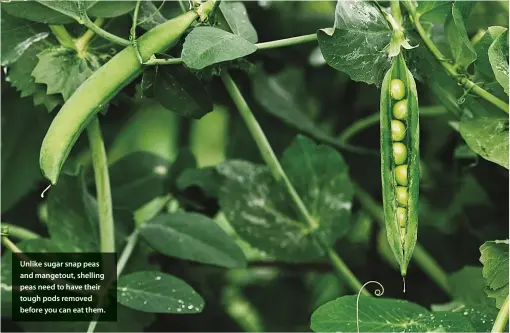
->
[[176, 167, 221, 198], [181, 26, 257, 70], [308, 273, 345, 310], [459, 113, 509, 169], [417, 1, 451, 24], [454, 144, 478, 160], [1, 2, 76, 24], [88, 1, 136, 18], [108, 152, 170, 211], [117, 271, 204, 313], [488, 30, 509, 95], [36, 0, 93, 23], [46, 170, 100, 252], [317, 0, 392, 86], [219, 1, 258, 43], [32, 46, 101, 101], [151, 65, 214, 119], [480, 240, 509, 290], [480, 240, 509, 308], [165, 148, 197, 192], [444, 1, 477, 69], [474, 27, 507, 80], [139, 212, 247, 268], [449, 266, 494, 306], [310, 295, 475, 332], [251, 68, 325, 138], [1, 13, 62, 111], [0, 12, 50, 66], [217, 135, 353, 262], [485, 285, 509, 309], [1, 238, 64, 315], [136, 1, 167, 30], [6, 40, 53, 100], [1, 89, 52, 212], [432, 303, 499, 333]]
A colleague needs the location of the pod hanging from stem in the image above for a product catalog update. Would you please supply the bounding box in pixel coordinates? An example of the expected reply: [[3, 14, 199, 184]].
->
[[39, 0, 218, 185], [380, 52, 420, 277]]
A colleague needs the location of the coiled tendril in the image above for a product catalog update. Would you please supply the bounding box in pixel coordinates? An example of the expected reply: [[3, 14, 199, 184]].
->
[[356, 281, 385, 333]]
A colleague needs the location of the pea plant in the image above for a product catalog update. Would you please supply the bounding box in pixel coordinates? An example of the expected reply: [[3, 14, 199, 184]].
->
[[1, 0, 509, 332]]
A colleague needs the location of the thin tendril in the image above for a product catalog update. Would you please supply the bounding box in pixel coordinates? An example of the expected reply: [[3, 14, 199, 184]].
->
[[356, 281, 385, 333], [41, 184, 51, 198]]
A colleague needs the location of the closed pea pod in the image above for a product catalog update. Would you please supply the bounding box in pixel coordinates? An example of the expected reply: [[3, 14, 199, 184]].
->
[[39, 3, 216, 185], [380, 53, 420, 277]]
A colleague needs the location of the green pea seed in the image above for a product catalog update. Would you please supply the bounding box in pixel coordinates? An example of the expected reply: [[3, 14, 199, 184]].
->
[[393, 99, 408, 120], [390, 79, 406, 100], [396, 207, 407, 228], [395, 186, 408, 207], [394, 164, 408, 186], [391, 120, 406, 141], [393, 142, 407, 165]]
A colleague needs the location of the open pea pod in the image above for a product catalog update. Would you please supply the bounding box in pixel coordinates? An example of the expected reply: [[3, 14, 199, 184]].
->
[[380, 53, 420, 277]]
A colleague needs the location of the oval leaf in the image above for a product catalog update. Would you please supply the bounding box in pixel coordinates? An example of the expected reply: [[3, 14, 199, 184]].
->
[[480, 240, 509, 308], [317, 0, 392, 86], [311, 295, 475, 332], [117, 271, 204, 313], [444, 1, 477, 70], [182, 26, 257, 70], [140, 212, 247, 268], [1, 2, 76, 24], [88, 1, 136, 18], [459, 114, 509, 169], [217, 135, 353, 262], [488, 30, 509, 95], [474, 26, 507, 80], [219, 1, 258, 43], [152, 65, 214, 119], [108, 152, 170, 211]]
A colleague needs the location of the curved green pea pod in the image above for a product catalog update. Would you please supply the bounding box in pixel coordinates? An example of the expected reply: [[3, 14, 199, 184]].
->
[[40, 10, 200, 185], [380, 53, 420, 277]]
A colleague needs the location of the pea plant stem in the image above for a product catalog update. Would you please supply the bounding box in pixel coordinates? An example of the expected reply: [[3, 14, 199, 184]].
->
[[220, 70, 368, 296], [86, 119, 117, 333], [87, 117, 116, 254], [116, 230, 140, 278], [492, 296, 509, 333], [82, 15, 131, 47], [137, 32, 321, 67], [1, 236, 22, 254], [338, 105, 447, 144], [403, 0, 509, 114], [390, 0, 403, 26], [75, 18, 104, 56], [352, 182, 451, 295], [255, 33, 317, 50], [49, 25, 76, 49], [131, 0, 142, 41], [0, 223, 41, 240]]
